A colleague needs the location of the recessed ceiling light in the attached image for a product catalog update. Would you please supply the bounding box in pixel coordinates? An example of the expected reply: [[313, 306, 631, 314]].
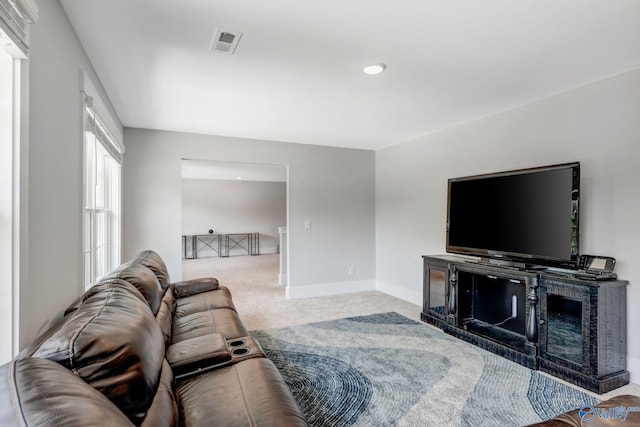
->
[[363, 63, 386, 75], [236, 176, 243, 180]]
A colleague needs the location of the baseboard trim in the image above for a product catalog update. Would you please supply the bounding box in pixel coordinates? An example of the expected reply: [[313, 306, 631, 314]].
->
[[628, 356, 640, 385], [286, 280, 376, 299], [375, 280, 422, 306]]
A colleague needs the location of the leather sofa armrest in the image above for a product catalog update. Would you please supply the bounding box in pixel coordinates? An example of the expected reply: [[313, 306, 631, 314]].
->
[[167, 333, 231, 377], [171, 277, 219, 298]]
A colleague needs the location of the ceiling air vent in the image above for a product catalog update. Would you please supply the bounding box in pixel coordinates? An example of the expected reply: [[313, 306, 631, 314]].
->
[[210, 29, 242, 54]]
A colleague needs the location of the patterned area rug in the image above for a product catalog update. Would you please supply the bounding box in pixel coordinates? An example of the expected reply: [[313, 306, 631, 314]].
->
[[251, 312, 599, 427]]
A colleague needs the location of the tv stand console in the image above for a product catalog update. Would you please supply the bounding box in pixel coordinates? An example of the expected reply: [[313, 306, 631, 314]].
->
[[421, 254, 629, 393]]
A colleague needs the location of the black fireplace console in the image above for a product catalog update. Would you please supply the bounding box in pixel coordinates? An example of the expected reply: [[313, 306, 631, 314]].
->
[[421, 254, 629, 393]]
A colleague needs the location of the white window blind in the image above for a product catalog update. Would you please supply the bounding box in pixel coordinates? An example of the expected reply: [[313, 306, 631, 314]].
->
[[0, 0, 38, 58], [85, 98, 123, 164]]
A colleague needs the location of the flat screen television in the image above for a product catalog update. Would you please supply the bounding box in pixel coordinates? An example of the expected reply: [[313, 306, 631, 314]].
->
[[446, 162, 580, 268]]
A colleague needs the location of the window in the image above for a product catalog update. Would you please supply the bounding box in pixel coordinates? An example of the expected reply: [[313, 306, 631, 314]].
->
[[0, 40, 14, 364], [83, 100, 122, 288], [0, 0, 38, 364]]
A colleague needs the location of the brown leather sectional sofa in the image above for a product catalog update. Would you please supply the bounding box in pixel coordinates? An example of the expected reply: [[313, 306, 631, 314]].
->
[[0, 250, 309, 426]]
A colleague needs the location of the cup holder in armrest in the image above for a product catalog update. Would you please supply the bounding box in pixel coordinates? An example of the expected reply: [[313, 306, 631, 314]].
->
[[227, 336, 265, 363]]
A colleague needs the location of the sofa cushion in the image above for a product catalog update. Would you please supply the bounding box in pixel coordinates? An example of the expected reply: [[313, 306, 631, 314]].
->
[[82, 277, 148, 304], [100, 262, 164, 315], [156, 290, 176, 347], [29, 279, 164, 423], [172, 308, 248, 344], [174, 286, 236, 318], [15, 279, 146, 360], [171, 277, 220, 298], [0, 358, 135, 427], [177, 358, 309, 427], [132, 249, 171, 292], [140, 360, 178, 427]]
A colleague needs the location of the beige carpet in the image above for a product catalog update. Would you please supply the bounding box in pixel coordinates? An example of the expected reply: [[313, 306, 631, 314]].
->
[[182, 254, 640, 401], [182, 254, 421, 332]]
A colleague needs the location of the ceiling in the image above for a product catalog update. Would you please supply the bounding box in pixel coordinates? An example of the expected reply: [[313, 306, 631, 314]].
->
[[60, 0, 640, 150]]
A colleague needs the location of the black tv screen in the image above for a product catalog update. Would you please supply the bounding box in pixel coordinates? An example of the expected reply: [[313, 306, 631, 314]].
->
[[446, 162, 580, 266]]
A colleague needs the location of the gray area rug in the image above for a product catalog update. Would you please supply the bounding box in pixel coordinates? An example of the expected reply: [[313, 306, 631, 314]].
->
[[251, 312, 599, 427]]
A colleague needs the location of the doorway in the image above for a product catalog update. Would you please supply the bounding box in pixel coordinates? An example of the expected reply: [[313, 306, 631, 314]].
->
[[180, 159, 288, 287]]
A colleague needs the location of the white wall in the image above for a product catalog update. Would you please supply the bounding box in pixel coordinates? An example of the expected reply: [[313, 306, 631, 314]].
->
[[123, 128, 376, 296], [375, 69, 640, 382], [182, 179, 286, 255], [21, 0, 122, 347]]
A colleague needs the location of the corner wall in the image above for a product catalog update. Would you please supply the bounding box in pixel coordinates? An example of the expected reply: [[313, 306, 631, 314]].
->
[[375, 69, 640, 382], [123, 128, 376, 295]]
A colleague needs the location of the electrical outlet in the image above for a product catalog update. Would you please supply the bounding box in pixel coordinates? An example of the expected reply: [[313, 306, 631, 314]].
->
[[348, 266, 355, 276], [304, 219, 311, 230]]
